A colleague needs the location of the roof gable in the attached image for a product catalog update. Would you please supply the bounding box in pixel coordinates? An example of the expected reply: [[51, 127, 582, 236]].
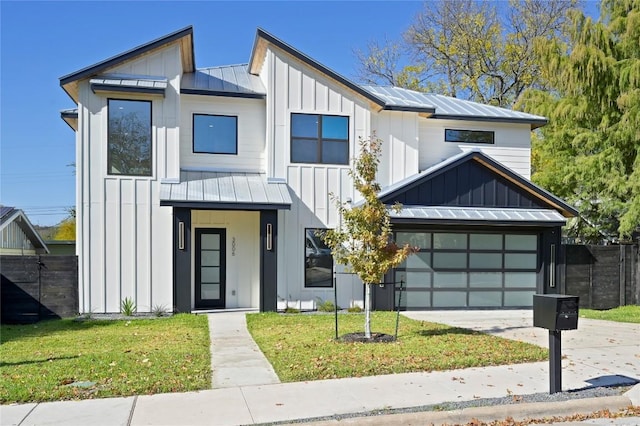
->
[[248, 28, 387, 109], [379, 151, 577, 218], [0, 207, 50, 253], [60, 26, 194, 103]]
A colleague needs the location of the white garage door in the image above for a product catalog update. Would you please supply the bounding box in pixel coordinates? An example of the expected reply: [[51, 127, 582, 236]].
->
[[394, 231, 538, 308]]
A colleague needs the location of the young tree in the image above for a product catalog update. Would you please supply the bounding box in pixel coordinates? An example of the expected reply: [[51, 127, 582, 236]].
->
[[355, 0, 577, 107], [322, 134, 415, 339], [518, 0, 640, 240]]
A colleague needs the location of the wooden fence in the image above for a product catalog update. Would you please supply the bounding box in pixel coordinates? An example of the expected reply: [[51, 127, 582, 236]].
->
[[562, 244, 639, 309], [1, 255, 78, 323]]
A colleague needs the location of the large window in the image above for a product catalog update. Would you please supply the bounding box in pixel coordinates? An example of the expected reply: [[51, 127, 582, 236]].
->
[[304, 229, 333, 287], [193, 114, 237, 154], [108, 99, 152, 176], [291, 113, 349, 164], [445, 129, 495, 144]]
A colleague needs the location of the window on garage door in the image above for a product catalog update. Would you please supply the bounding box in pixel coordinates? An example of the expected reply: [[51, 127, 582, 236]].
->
[[394, 231, 538, 309]]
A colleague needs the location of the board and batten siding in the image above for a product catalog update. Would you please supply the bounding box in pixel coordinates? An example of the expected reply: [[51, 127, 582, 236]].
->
[[419, 119, 532, 179], [259, 47, 377, 306], [76, 44, 181, 313], [372, 110, 420, 188], [180, 95, 266, 172], [191, 210, 260, 309]]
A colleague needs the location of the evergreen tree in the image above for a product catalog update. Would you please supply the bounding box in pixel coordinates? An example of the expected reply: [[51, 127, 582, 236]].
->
[[519, 0, 640, 240]]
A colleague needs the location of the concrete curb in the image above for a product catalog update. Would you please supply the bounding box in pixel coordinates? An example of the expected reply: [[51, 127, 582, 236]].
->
[[301, 395, 635, 425]]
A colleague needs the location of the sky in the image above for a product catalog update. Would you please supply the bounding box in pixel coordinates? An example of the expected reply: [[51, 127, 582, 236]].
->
[[0, 1, 599, 227], [0, 0, 429, 226]]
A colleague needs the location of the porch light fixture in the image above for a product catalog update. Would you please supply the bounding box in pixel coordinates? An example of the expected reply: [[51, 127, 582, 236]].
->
[[178, 221, 185, 250], [549, 244, 556, 288], [266, 223, 273, 251]]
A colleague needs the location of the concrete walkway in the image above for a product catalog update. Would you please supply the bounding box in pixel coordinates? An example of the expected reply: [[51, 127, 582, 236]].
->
[[207, 310, 280, 388], [2, 310, 639, 426]]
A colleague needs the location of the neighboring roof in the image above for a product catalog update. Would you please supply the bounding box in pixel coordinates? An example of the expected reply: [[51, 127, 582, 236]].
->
[[362, 86, 548, 129], [60, 26, 195, 103], [181, 64, 266, 98], [0, 207, 50, 253], [160, 171, 292, 210], [390, 206, 566, 226], [374, 150, 578, 218], [248, 28, 388, 109], [90, 74, 168, 96]]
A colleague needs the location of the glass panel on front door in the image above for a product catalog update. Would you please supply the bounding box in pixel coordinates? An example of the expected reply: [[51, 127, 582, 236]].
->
[[196, 229, 225, 309]]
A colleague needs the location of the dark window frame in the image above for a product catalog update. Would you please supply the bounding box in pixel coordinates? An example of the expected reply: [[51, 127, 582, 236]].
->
[[394, 230, 539, 308], [304, 228, 334, 288], [107, 98, 153, 177], [445, 129, 495, 144], [192, 113, 238, 155], [291, 113, 349, 165]]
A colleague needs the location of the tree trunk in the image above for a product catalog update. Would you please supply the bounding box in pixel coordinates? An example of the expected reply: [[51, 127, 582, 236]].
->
[[364, 283, 372, 339]]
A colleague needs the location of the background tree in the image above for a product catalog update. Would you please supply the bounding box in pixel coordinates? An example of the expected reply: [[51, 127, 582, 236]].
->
[[322, 134, 415, 339], [355, 0, 577, 106], [518, 0, 640, 240], [54, 208, 76, 241]]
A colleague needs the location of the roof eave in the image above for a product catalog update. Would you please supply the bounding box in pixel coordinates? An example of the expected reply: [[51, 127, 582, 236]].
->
[[59, 26, 195, 103], [180, 88, 266, 99], [431, 114, 548, 129]]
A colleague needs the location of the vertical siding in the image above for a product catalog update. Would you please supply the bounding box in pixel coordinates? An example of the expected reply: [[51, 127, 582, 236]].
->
[[77, 44, 180, 313], [419, 119, 532, 178], [264, 47, 373, 306]]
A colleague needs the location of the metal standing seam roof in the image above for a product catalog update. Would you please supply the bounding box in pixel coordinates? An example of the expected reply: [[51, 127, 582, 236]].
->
[[362, 86, 548, 128], [159, 171, 292, 209], [389, 206, 566, 225], [90, 74, 168, 95], [181, 64, 266, 98]]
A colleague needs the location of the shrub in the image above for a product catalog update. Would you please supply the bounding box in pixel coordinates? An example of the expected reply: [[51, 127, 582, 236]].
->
[[317, 300, 339, 312]]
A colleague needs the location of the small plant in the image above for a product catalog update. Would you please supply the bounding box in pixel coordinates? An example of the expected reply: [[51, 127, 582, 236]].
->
[[152, 304, 169, 317], [347, 306, 363, 313], [121, 297, 137, 316], [284, 307, 300, 314], [317, 300, 339, 312]]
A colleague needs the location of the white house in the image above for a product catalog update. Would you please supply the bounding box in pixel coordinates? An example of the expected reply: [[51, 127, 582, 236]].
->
[[59, 26, 577, 314], [0, 206, 49, 256]]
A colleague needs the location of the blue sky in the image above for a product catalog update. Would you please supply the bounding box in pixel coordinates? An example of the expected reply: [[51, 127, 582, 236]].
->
[[0, 0, 426, 226], [0, 1, 598, 226]]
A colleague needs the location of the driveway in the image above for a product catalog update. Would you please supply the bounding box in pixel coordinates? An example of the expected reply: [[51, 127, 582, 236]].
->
[[402, 310, 640, 388]]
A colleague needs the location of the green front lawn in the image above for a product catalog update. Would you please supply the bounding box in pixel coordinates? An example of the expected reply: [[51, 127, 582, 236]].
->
[[580, 305, 640, 323], [247, 312, 547, 382], [0, 314, 211, 404]]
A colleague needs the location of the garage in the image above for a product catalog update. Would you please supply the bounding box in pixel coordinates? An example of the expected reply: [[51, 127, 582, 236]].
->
[[393, 229, 540, 308], [371, 151, 578, 310]]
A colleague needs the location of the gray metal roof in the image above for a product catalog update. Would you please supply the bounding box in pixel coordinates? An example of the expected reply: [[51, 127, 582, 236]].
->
[[362, 86, 547, 128], [160, 171, 292, 209], [390, 206, 566, 225], [181, 65, 266, 98], [90, 74, 168, 95]]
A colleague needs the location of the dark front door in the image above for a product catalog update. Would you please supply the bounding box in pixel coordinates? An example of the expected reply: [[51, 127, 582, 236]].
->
[[195, 228, 225, 309]]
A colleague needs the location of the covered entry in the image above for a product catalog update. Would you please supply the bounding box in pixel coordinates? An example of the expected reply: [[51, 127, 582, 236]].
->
[[160, 171, 292, 312], [372, 151, 577, 310]]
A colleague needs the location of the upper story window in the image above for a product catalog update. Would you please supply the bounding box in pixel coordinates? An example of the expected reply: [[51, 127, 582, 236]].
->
[[445, 129, 495, 144], [108, 99, 152, 176], [193, 114, 238, 155], [291, 113, 349, 165]]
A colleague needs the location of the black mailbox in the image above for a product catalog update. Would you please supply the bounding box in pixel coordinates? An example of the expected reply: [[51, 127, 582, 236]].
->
[[533, 294, 579, 331]]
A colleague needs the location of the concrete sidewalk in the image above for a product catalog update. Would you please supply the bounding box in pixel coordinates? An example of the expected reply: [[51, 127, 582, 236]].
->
[[2, 310, 639, 426]]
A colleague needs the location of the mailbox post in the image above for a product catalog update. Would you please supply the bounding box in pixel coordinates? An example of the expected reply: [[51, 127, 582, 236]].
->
[[533, 294, 579, 394]]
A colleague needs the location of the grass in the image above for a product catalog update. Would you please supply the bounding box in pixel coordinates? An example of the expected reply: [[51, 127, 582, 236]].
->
[[580, 305, 640, 323], [247, 312, 547, 382], [0, 314, 211, 404]]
